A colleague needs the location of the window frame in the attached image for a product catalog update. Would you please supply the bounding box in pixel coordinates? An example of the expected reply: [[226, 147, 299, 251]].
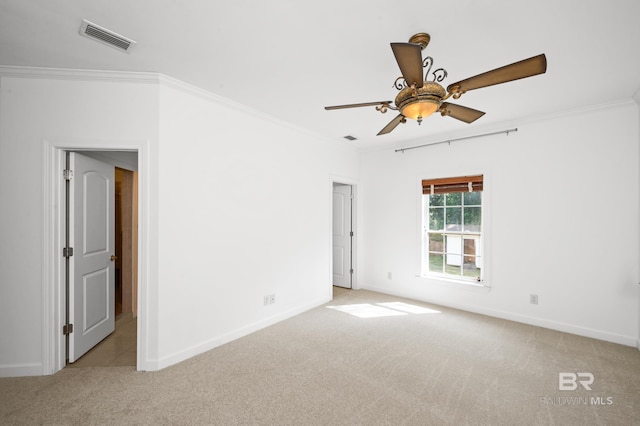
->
[[420, 174, 487, 286]]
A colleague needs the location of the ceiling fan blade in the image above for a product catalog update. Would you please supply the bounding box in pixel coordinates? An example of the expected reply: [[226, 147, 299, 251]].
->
[[446, 54, 547, 94], [391, 43, 424, 89], [377, 114, 405, 135], [325, 101, 392, 110], [439, 102, 485, 123]]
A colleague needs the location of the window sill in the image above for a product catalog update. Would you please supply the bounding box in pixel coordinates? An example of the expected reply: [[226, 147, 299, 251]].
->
[[418, 274, 489, 289]]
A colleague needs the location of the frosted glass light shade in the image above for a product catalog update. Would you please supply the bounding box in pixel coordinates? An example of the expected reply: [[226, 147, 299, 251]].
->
[[401, 99, 439, 120]]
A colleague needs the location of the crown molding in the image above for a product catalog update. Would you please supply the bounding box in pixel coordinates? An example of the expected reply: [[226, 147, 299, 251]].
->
[[0, 65, 159, 84]]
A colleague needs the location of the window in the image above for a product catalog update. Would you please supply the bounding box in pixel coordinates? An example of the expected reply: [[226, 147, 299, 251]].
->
[[422, 175, 483, 282]]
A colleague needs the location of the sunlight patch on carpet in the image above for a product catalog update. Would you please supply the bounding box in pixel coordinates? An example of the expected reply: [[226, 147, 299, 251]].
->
[[326, 302, 441, 318], [377, 302, 441, 314]]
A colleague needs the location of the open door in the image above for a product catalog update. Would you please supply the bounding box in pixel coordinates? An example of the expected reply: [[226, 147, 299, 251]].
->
[[67, 152, 116, 362], [332, 183, 353, 288]]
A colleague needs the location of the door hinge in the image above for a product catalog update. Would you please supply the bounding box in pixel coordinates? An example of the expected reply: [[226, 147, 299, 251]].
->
[[63, 324, 74, 335], [350, 268, 354, 275], [350, 231, 354, 237], [63, 247, 74, 258], [63, 169, 73, 180]]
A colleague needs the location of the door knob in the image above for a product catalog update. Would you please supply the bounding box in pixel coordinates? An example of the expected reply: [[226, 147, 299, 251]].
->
[[110, 255, 118, 262]]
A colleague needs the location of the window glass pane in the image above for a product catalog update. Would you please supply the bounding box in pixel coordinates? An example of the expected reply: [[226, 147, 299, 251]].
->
[[463, 207, 482, 232], [463, 191, 481, 206], [446, 193, 461, 206], [445, 234, 462, 273], [445, 207, 462, 231], [429, 208, 444, 231], [445, 262, 461, 276], [429, 194, 444, 207], [462, 257, 481, 279], [463, 238, 477, 255], [429, 253, 443, 273], [428, 233, 444, 252]]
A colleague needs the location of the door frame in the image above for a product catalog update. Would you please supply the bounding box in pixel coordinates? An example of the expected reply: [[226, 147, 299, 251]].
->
[[42, 138, 149, 375], [331, 178, 358, 290]]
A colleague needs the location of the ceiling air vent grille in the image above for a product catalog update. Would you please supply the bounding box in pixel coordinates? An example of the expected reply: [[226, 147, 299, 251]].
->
[[80, 19, 136, 52]]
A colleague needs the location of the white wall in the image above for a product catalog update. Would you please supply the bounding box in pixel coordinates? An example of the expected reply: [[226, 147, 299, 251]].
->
[[151, 77, 359, 369], [359, 101, 640, 346], [0, 68, 359, 377], [82, 151, 138, 171]]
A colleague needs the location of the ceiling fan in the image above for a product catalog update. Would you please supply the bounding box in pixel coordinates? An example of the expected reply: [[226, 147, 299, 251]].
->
[[325, 33, 547, 135]]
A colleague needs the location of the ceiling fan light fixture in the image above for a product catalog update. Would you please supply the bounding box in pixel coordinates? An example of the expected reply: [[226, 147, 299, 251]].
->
[[324, 31, 547, 136], [395, 81, 446, 122]]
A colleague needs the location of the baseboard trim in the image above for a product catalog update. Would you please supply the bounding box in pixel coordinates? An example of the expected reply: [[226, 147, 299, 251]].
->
[[362, 285, 637, 347], [0, 362, 43, 378], [147, 296, 331, 371]]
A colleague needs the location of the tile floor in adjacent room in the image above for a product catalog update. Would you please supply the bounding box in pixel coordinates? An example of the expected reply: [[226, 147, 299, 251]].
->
[[67, 313, 137, 368]]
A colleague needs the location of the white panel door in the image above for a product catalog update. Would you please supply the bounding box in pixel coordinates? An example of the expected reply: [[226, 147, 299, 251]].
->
[[68, 152, 115, 362], [333, 184, 352, 288]]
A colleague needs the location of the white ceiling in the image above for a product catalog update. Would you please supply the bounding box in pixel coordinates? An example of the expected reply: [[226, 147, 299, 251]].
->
[[1, 0, 640, 150]]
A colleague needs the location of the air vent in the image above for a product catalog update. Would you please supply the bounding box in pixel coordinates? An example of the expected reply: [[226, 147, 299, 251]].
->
[[343, 135, 357, 141], [79, 19, 136, 53]]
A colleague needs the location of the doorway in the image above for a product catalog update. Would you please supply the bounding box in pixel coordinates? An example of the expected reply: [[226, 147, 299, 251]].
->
[[41, 140, 147, 375], [44, 141, 148, 375], [65, 151, 138, 366], [332, 182, 355, 289]]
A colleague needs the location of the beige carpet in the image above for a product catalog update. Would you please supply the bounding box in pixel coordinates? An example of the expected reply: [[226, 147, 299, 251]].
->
[[1, 288, 639, 425]]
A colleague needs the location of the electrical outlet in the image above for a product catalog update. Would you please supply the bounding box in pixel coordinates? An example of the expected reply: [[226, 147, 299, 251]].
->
[[530, 294, 539, 305], [264, 294, 276, 306]]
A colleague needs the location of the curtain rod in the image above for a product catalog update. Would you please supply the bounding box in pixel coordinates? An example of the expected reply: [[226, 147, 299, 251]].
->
[[395, 128, 518, 153]]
